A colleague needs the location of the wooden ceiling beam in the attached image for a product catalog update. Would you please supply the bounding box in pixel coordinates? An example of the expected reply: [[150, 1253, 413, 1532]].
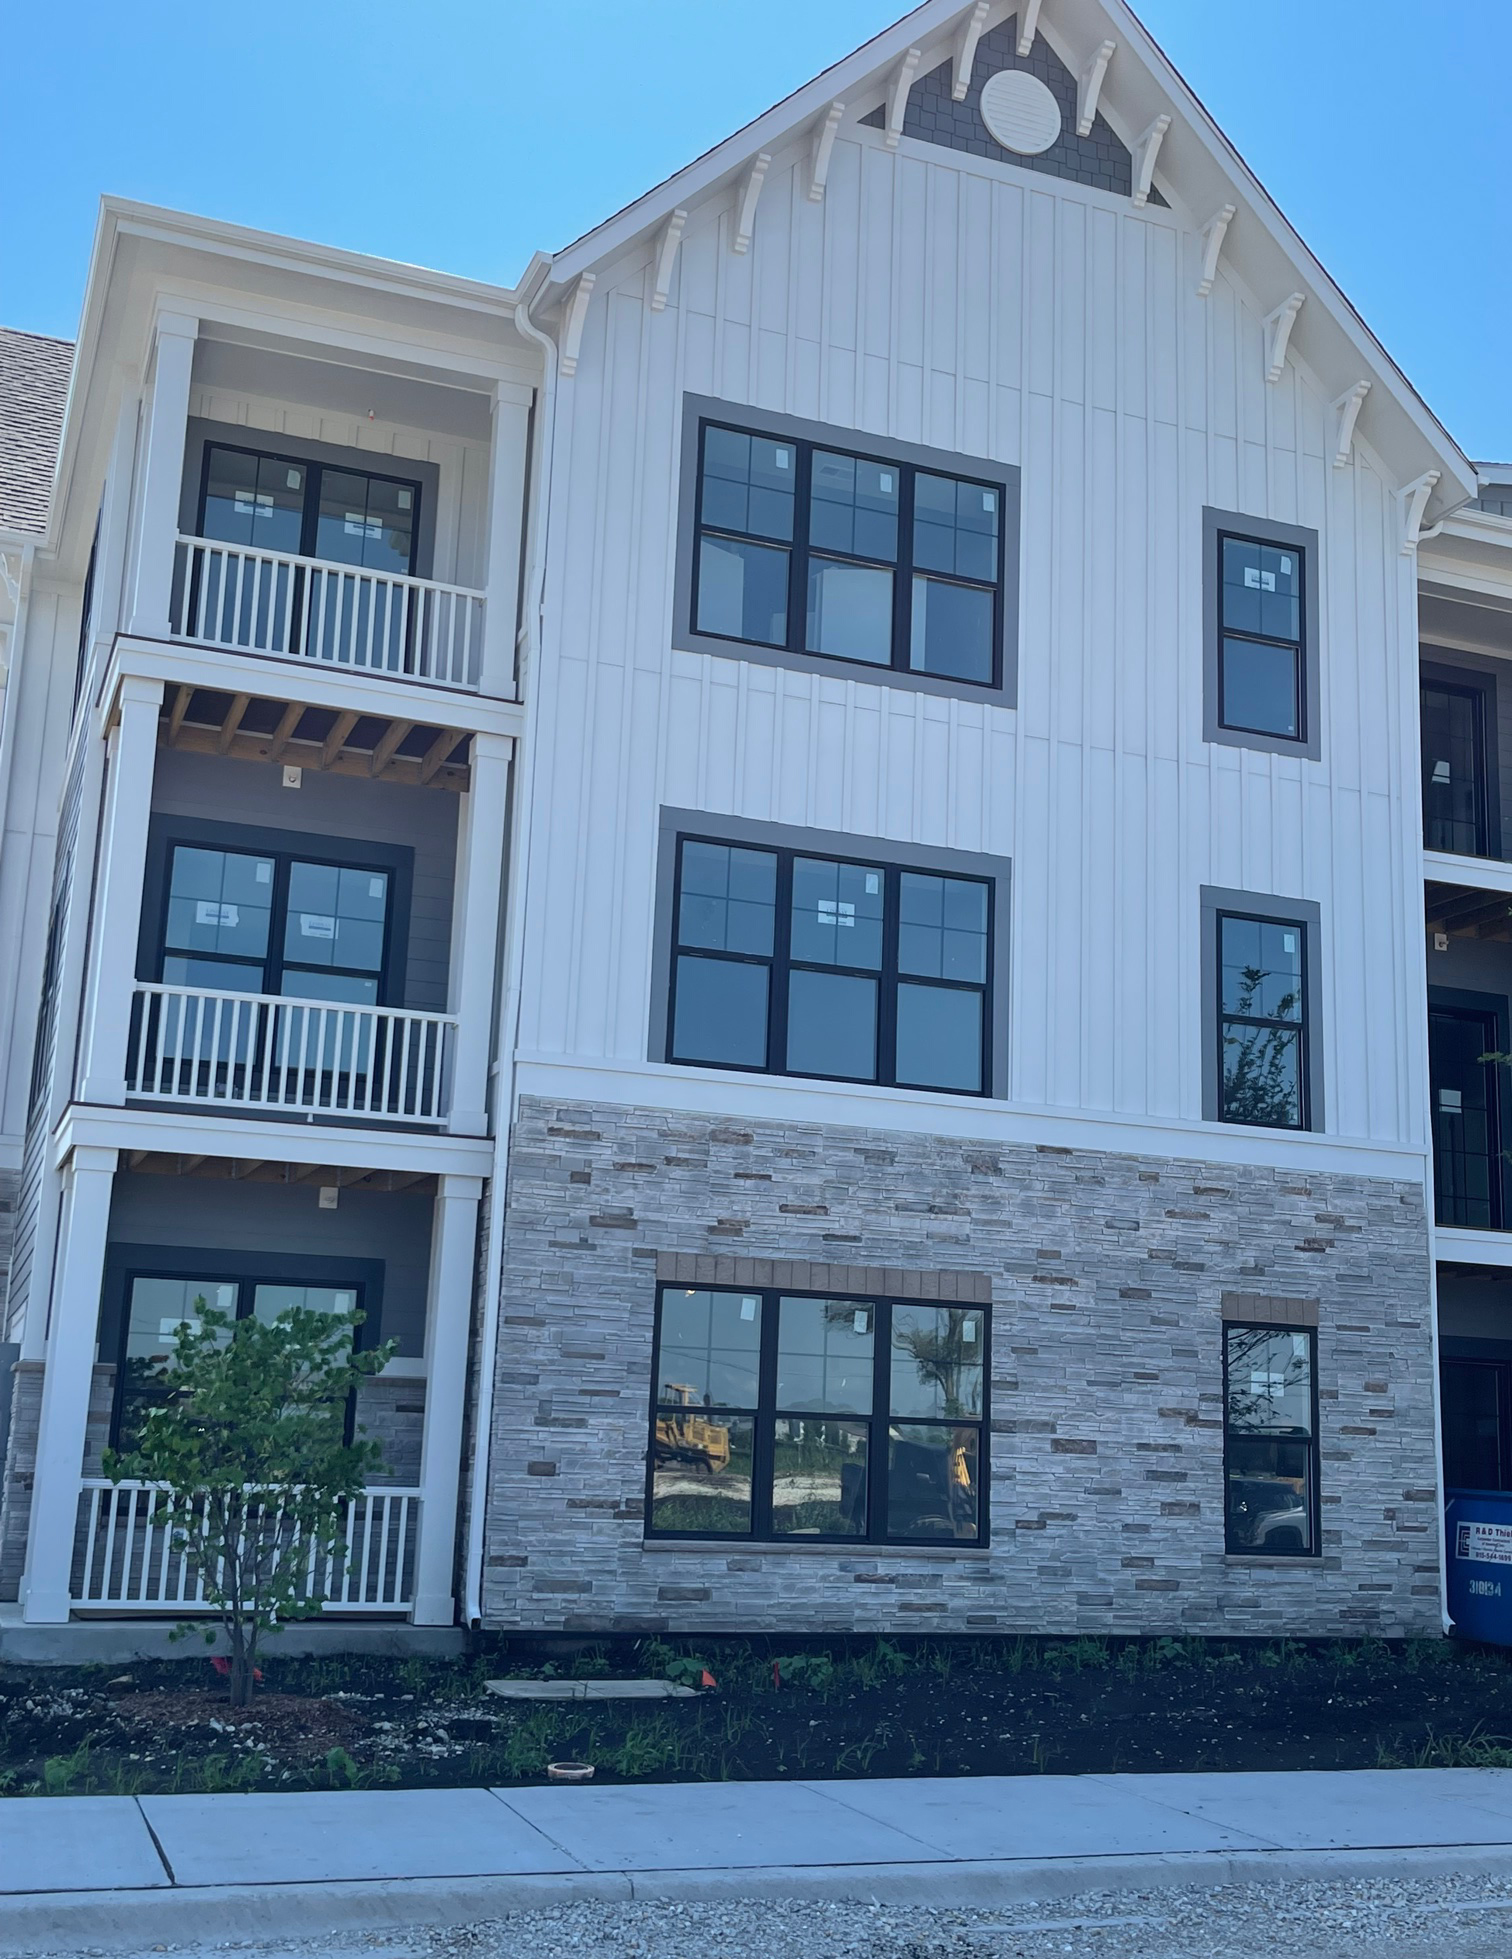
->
[[216, 693, 253, 755], [321, 710, 361, 768], [369, 719, 415, 778]]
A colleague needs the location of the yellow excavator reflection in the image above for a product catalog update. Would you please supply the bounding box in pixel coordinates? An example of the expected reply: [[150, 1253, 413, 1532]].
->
[[654, 1383, 732, 1474]]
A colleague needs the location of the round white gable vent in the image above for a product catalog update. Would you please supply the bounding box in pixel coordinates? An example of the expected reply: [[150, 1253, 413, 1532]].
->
[[979, 70, 1062, 156]]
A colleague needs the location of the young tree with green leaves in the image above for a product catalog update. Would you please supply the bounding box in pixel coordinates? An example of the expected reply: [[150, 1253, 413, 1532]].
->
[[103, 1301, 395, 1706]]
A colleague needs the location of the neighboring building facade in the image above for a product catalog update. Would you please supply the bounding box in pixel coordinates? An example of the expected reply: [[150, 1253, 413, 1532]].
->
[[1, 0, 1508, 1651]]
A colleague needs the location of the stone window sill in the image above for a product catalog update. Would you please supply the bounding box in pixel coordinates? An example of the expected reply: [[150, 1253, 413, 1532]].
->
[[642, 1538, 991, 1561], [1223, 1553, 1326, 1570]]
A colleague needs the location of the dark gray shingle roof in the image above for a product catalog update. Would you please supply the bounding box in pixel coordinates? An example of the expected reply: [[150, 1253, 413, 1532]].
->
[[0, 327, 74, 537]]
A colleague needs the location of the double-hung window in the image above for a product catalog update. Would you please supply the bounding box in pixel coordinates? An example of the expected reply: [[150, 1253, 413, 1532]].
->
[[1203, 889, 1320, 1131], [1216, 910, 1308, 1129], [1222, 1322, 1319, 1557], [648, 1285, 988, 1544], [665, 832, 995, 1095], [1203, 509, 1319, 759], [679, 400, 1018, 701]]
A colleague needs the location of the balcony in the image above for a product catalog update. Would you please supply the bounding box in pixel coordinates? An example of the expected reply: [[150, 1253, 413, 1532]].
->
[[170, 536, 486, 693], [125, 983, 456, 1127]]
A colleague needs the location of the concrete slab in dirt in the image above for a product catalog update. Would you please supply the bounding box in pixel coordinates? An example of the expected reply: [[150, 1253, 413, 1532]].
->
[[817, 1773, 1274, 1861], [1099, 1769, 1512, 1850], [139, 1788, 582, 1886], [494, 1778, 946, 1871], [0, 1797, 168, 1894], [485, 1679, 698, 1702]]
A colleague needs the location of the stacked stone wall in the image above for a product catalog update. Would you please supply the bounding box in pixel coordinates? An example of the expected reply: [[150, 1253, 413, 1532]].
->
[[483, 1095, 1440, 1638]]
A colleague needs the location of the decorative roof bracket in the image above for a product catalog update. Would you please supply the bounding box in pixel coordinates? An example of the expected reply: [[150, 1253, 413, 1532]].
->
[[1196, 204, 1235, 298], [885, 46, 923, 148], [732, 153, 772, 254], [650, 208, 688, 313], [1331, 381, 1370, 468], [1400, 470, 1440, 554], [1131, 114, 1171, 209], [1264, 292, 1305, 383], [1017, 0, 1044, 56], [1077, 39, 1116, 136], [809, 101, 846, 202], [953, 2, 991, 100], [559, 273, 596, 378]]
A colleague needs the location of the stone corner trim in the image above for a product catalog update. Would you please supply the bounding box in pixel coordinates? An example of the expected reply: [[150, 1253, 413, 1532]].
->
[[653, 1250, 992, 1305], [1220, 1291, 1320, 1328]]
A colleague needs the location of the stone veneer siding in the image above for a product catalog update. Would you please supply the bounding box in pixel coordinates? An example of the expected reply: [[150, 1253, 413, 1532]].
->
[[482, 1096, 1440, 1638]]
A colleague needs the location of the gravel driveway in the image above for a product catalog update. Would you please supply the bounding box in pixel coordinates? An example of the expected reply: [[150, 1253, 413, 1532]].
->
[[24, 1873, 1512, 1959]]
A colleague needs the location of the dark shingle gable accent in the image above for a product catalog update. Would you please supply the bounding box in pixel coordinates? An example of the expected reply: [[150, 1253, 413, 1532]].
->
[[862, 16, 1167, 207], [0, 327, 74, 538]]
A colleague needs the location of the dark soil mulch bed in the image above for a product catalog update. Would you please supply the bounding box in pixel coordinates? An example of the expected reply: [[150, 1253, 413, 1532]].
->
[[6, 1633, 1512, 1796]]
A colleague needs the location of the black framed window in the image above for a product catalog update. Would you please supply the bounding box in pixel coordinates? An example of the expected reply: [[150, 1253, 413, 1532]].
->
[[113, 1271, 363, 1450], [1216, 531, 1306, 742], [1223, 1322, 1319, 1556], [1216, 910, 1309, 1129], [691, 421, 1005, 687], [1421, 678, 1492, 858], [667, 835, 992, 1094], [158, 841, 393, 1006], [198, 442, 421, 578], [1429, 1003, 1503, 1229], [648, 1285, 987, 1545]]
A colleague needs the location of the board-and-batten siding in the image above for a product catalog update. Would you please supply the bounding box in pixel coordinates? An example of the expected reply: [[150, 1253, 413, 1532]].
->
[[3, 714, 90, 1342], [525, 130, 1419, 1148]]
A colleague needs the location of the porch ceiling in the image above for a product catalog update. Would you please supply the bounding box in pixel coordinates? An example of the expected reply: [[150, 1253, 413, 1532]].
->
[[158, 682, 474, 790], [121, 1149, 437, 1194], [1426, 880, 1512, 942]]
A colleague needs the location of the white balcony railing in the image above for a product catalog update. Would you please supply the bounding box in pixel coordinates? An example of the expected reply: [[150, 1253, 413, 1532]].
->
[[72, 1481, 419, 1613], [170, 536, 486, 691], [125, 982, 455, 1125]]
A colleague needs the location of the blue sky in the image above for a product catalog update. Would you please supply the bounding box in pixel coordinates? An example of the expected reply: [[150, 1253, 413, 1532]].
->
[[4, 2, 1508, 458]]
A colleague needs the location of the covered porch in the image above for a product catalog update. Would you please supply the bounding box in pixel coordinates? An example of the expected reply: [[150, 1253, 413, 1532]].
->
[[3, 1118, 489, 1630]]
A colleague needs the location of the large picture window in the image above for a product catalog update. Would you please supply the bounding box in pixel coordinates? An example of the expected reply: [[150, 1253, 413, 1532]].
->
[[648, 1286, 988, 1545], [1222, 1322, 1319, 1557], [675, 399, 1019, 703], [666, 833, 993, 1095], [692, 421, 1003, 686]]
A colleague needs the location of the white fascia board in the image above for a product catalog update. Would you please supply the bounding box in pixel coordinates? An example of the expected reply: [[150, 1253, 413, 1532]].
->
[[106, 198, 521, 318], [55, 1101, 495, 1178], [104, 638, 526, 743], [513, 1055, 1430, 1184]]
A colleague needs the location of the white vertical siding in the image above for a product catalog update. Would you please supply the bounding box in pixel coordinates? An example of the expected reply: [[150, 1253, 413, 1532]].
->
[[522, 132, 1419, 1149]]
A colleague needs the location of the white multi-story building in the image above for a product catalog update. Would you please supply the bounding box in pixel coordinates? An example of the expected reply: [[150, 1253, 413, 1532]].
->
[[1, 0, 1509, 1653]]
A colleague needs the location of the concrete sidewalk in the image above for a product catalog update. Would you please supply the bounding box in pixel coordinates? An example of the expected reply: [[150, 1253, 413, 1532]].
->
[[7, 1769, 1512, 1952]]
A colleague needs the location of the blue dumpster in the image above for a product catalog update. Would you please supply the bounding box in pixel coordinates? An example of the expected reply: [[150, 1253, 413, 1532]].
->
[[1445, 1489, 1512, 1645]]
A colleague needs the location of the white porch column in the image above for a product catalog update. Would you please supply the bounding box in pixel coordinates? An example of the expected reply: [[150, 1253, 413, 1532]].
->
[[477, 383, 532, 698], [20, 1145, 119, 1623], [411, 1173, 484, 1625], [77, 675, 164, 1104], [446, 731, 511, 1136], [126, 313, 197, 638]]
